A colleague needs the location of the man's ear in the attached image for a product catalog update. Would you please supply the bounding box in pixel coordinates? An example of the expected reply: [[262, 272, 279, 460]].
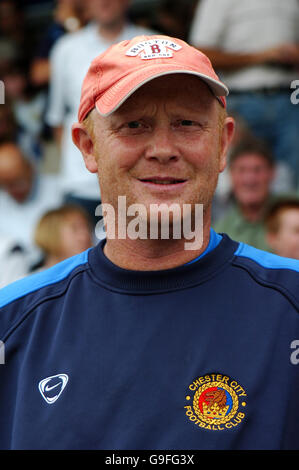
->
[[72, 123, 98, 174], [219, 116, 235, 173]]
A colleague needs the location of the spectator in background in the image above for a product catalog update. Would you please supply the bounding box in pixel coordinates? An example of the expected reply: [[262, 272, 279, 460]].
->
[[212, 113, 294, 224], [45, 0, 156, 227], [0, 0, 34, 71], [0, 142, 63, 267], [214, 139, 276, 251], [3, 59, 46, 161], [0, 0, 25, 58], [30, 0, 89, 88], [265, 197, 299, 259], [132, 0, 197, 41], [189, 0, 299, 189], [0, 0, 49, 161], [212, 113, 257, 224], [32, 204, 93, 273]]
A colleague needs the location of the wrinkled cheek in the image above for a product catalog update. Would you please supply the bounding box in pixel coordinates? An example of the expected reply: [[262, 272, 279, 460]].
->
[[186, 138, 221, 167], [98, 166, 133, 207]]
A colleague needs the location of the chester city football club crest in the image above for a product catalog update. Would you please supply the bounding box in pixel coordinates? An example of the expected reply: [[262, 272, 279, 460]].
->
[[184, 373, 247, 431]]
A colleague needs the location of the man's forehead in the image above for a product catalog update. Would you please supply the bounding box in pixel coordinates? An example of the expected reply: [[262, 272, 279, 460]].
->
[[108, 74, 216, 116]]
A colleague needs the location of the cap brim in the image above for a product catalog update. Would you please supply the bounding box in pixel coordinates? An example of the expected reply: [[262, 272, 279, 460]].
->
[[95, 64, 229, 117]]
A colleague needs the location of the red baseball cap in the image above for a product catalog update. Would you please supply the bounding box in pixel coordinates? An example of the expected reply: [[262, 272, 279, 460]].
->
[[78, 35, 229, 122]]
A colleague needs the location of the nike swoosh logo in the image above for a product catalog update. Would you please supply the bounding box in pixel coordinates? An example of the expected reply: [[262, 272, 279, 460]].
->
[[38, 374, 69, 404], [44, 382, 62, 392]]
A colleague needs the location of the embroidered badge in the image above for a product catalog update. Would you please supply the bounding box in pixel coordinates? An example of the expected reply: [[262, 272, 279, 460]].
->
[[184, 373, 247, 431], [126, 38, 182, 60]]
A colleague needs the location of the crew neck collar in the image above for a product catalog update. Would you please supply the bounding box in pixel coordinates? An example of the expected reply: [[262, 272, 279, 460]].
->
[[88, 234, 238, 294], [185, 228, 222, 264]]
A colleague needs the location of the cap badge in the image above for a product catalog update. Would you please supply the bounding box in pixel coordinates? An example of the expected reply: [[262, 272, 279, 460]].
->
[[126, 38, 182, 60]]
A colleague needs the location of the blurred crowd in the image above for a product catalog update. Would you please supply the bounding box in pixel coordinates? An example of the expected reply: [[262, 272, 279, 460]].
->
[[0, 0, 299, 288]]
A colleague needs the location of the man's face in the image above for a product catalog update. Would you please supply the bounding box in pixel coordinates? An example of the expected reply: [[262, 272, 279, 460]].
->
[[87, 0, 129, 27], [229, 153, 274, 208], [84, 75, 233, 226], [268, 208, 299, 259]]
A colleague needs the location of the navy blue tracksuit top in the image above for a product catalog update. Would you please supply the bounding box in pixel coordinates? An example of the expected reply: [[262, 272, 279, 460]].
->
[[0, 234, 299, 449]]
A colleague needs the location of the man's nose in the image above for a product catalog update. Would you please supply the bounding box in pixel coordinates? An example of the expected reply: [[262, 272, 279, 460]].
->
[[144, 126, 180, 164]]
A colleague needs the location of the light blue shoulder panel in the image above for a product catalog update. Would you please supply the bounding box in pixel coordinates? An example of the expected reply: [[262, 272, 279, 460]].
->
[[234, 243, 299, 273], [0, 249, 91, 308]]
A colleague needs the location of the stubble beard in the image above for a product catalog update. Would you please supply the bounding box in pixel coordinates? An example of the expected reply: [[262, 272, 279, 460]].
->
[[96, 164, 220, 243]]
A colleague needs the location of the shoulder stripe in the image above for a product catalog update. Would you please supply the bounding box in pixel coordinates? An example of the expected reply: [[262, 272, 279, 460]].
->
[[0, 249, 91, 308], [234, 243, 299, 272]]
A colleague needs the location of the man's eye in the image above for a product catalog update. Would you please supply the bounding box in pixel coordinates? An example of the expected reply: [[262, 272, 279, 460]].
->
[[117, 120, 149, 135], [181, 120, 194, 126], [173, 120, 198, 128], [127, 121, 142, 129]]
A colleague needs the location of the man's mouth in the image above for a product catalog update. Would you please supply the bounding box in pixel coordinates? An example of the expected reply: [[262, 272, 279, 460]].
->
[[138, 177, 187, 185]]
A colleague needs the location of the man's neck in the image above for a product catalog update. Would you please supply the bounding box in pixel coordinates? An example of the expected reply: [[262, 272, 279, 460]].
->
[[103, 222, 211, 271]]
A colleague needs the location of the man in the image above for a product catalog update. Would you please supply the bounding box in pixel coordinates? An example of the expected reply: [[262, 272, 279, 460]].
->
[[0, 35, 299, 450], [46, 0, 155, 223], [265, 197, 299, 259], [0, 141, 63, 267], [214, 139, 276, 251], [189, 0, 299, 189]]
